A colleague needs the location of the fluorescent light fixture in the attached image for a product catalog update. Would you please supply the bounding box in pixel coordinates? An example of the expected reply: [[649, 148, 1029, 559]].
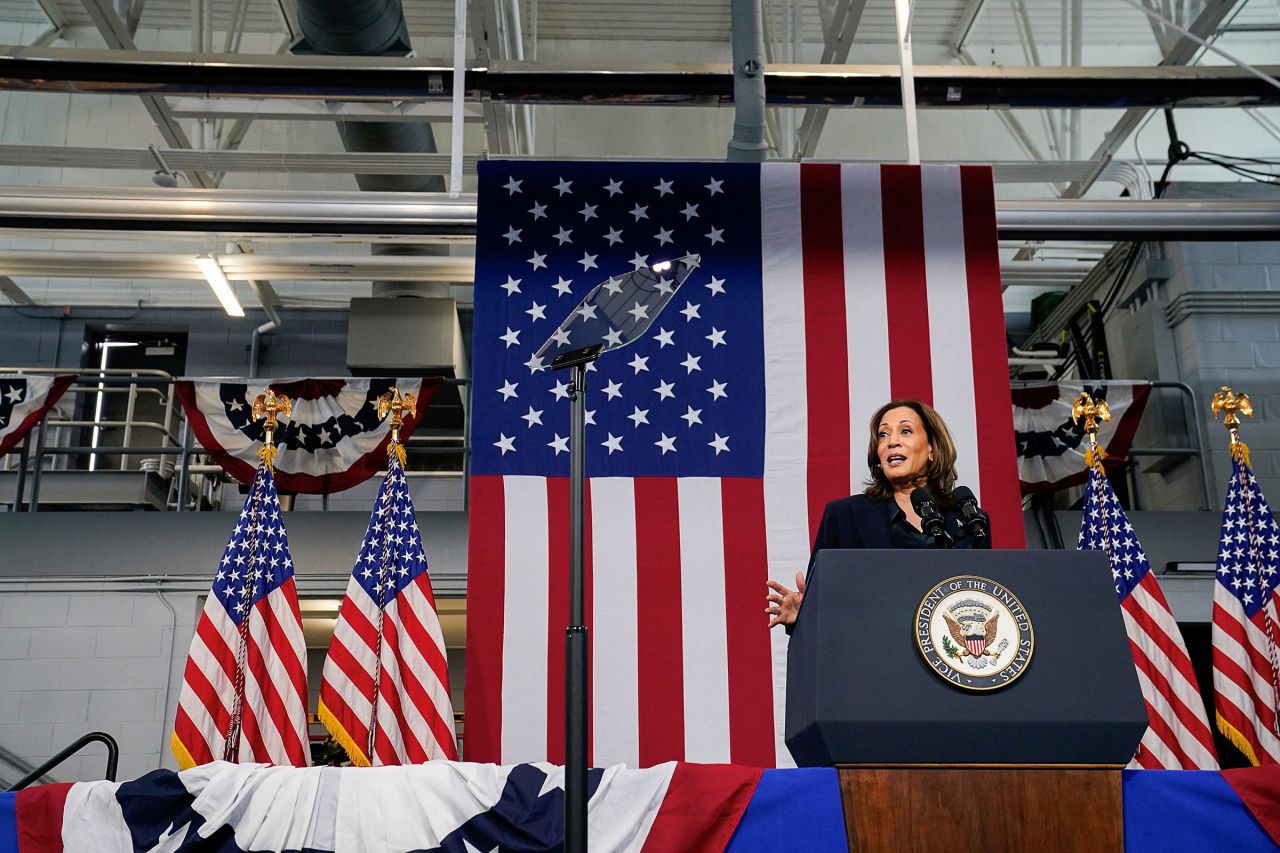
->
[[89, 340, 139, 472], [195, 254, 245, 317], [651, 260, 672, 272]]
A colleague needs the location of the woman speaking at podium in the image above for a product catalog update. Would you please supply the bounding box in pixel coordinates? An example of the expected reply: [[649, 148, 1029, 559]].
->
[[767, 399, 991, 631]]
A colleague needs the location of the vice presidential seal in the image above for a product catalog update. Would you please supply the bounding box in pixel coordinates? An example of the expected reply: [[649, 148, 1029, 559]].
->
[[915, 575, 1034, 691]]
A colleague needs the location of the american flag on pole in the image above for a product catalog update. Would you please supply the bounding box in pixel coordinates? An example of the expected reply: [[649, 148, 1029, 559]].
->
[[465, 161, 1024, 768], [1078, 466, 1218, 769], [1212, 452, 1280, 765], [172, 464, 310, 769], [318, 454, 458, 764]]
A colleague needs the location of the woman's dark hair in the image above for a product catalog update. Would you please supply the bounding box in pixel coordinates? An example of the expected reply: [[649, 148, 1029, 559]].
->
[[863, 399, 958, 502]]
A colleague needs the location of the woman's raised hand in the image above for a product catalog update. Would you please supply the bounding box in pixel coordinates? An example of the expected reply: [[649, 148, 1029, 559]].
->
[[766, 570, 806, 629]]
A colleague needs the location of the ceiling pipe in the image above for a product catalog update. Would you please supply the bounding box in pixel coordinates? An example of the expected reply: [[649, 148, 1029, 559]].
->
[[247, 277, 282, 379], [726, 0, 768, 162], [0, 187, 1276, 241]]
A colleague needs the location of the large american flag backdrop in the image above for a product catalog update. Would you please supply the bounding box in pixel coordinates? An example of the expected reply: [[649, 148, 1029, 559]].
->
[[1213, 451, 1280, 765], [171, 464, 310, 769], [465, 161, 1024, 767]]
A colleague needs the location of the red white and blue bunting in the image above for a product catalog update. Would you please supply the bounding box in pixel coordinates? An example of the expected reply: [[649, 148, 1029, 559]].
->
[[1013, 381, 1151, 493], [175, 377, 442, 494], [0, 373, 76, 456]]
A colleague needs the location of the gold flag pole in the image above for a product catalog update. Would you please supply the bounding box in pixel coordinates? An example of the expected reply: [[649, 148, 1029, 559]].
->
[[225, 387, 291, 761], [1072, 390, 1112, 473], [1211, 385, 1254, 465], [251, 388, 292, 472], [361, 387, 416, 762], [377, 388, 417, 469]]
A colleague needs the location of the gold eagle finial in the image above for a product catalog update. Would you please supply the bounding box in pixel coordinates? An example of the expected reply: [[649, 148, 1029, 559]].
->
[[377, 388, 417, 467], [251, 388, 292, 471], [1212, 386, 1253, 464], [1071, 391, 1111, 471]]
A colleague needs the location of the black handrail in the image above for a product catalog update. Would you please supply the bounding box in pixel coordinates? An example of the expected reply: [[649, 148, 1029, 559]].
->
[[2, 732, 119, 792]]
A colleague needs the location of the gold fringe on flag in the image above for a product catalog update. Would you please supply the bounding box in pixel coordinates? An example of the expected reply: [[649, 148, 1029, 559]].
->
[[391, 440, 408, 469], [170, 731, 198, 771], [1217, 710, 1262, 767], [258, 442, 277, 472], [316, 698, 372, 767]]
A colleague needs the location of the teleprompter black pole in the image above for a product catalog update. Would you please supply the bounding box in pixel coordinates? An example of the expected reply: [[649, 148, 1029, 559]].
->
[[565, 360, 589, 853]]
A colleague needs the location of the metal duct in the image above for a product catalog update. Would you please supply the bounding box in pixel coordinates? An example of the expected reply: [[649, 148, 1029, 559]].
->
[[294, 0, 413, 57], [294, 0, 450, 301]]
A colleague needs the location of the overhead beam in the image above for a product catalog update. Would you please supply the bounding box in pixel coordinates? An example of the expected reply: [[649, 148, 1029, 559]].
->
[[0, 251, 476, 281], [273, 0, 299, 41], [211, 37, 332, 189], [950, 0, 988, 52], [794, 0, 870, 159], [0, 144, 482, 175], [468, 0, 516, 155], [75, 0, 211, 189], [1061, 0, 1249, 199], [0, 148, 1154, 192], [0, 185, 1275, 241], [32, 0, 69, 32], [3, 50, 1279, 108], [0, 275, 34, 305]]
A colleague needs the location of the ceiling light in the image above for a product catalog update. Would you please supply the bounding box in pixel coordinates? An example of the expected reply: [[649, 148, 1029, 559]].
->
[[194, 255, 246, 317], [147, 143, 180, 189]]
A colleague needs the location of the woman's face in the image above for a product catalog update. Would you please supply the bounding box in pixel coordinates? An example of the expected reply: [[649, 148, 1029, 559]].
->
[[876, 406, 933, 487]]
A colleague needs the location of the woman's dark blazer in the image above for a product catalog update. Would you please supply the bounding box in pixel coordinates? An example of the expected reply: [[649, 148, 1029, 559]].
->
[[811, 492, 991, 555]]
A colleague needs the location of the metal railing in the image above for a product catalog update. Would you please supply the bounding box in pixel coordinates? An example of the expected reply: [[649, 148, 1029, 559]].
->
[[1012, 379, 1213, 510], [2, 732, 119, 792], [2, 369, 473, 512]]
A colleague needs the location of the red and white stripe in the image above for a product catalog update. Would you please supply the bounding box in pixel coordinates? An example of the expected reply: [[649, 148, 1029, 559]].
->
[[1121, 574, 1219, 769], [319, 573, 458, 765], [465, 164, 1023, 767], [760, 163, 1022, 765], [172, 579, 310, 768], [1213, 587, 1280, 765]]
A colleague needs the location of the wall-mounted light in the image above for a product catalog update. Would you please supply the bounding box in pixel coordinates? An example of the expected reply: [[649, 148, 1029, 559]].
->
[[194, 255, 245, 317]]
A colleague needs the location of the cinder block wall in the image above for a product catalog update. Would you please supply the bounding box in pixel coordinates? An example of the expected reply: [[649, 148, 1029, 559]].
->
[[0, 513, 468, 783], [0, 591, 197, 783]]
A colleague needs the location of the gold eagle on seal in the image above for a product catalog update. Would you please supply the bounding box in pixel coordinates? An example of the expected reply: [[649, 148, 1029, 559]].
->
[[942, 611, 1001, 659]]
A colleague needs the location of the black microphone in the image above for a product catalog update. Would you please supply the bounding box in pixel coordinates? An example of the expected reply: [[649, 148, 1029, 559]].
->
[[953, 485, 990, 541], [910, 487, 948, 541]]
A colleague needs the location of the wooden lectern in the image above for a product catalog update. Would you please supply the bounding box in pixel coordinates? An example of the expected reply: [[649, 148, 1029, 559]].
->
[[786, 549, 1147, 851]]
